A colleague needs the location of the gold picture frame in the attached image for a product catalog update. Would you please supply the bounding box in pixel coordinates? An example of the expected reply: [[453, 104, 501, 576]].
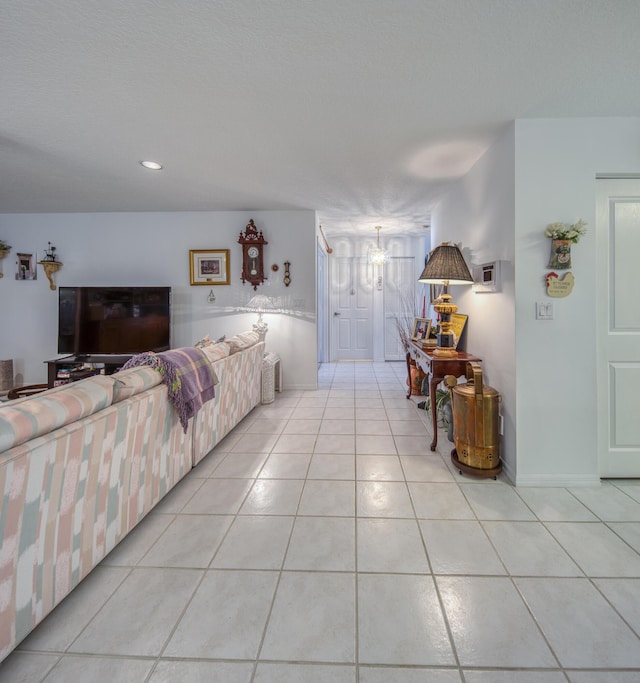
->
[[411, 317, 432, 341], [189, 249, 230, 286], [450, 313, 468, 349]]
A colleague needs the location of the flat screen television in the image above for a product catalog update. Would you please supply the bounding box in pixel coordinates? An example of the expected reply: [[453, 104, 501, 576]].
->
[[58, 286, 171, 356]]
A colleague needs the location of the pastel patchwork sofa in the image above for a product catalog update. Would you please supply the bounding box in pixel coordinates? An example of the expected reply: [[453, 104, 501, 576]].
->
[[0, 333, 265, 662]]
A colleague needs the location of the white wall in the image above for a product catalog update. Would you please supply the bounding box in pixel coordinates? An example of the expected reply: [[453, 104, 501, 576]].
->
[[431, 124, 517, 480], [0, 210, 318, 389], [514, 117, 640, 485]]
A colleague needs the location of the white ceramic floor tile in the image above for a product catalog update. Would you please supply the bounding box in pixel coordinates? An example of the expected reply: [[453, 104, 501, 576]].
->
[[569, 486, 640, 521], [258, 452, 312, 479], [165, 569, 278, 659], [325, 398, 355, 409], [359, 668, 461, 683], [273, 433, 317, 453], [357, 481, 415, 518], [356, 434, 397, 455], [355, 408, 387, 420], [244, 417, 289, 434], [356, 455, 405, 481], [0, 652, 59, 683], [189, 449, 229, 476], [298, 480, 355, 516], [230, 432, 279, 453], [285, 516, 355, 570], [291, 406, 326, 420], [151, 475, 205, 513], [515, 577, 640, 667], [211, 515, 294, 569], [70, 567, 202, 656], [358, 573, 454, 666], [385, 408, 423, 421], [515, 487, 598, 521], [100, 512, 174, 566], [307, 453, 355, 479], [566, 672, 640, 682], [181, 478, 253, 514], [355, 419, 392, 435], [400, 455, 455, 482], [392, 435, 432, 456], [608, 521, 640, 553], [210, 452, 268, 478], [460, 484, 536, 520], [419, 520, 506, 575], [239, 479, 304, 515], [18, 566, 130, 652], [314, 433, 356, 454], [483, 521, 583, 576], [319, 419, 355, 434], [408, 483, 475, 519], [463, 672, 566, 683], [261, 572, 356, 662], [149, 660, 254, 683], [546, 522, 640, 576], [254, 662, 356, 683], [389, 420, 430, 436], [357, 518, 429, 573], [139, 514, 232, 568], [297, 397, 328, 408], [592, 578, 640, 635], [42, 655, 153, 683], [283, 418, 322, 434], [437, 576, 556, 667]]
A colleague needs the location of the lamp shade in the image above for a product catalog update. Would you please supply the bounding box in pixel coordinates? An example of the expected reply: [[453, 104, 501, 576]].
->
[[245, 295, 276, 312], [418, 243, 473, 284]]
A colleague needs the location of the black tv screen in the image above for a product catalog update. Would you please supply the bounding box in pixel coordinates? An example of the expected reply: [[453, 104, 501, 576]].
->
[[58, 286, 171, 355]]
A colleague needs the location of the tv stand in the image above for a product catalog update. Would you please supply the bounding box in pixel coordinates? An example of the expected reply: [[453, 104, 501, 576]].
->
[[45, 354, 135, 388]]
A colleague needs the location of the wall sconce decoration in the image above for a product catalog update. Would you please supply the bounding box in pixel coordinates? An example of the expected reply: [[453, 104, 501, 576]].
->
[[207, 289, 216, 303], [544, 219, 587, 270], [0, 240, 11, 278], [37, 242, 63, 290], [283, 261, 291, 286]]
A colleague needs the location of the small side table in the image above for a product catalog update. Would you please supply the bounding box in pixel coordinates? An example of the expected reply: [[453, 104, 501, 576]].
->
[[262, 352, 282, 404]]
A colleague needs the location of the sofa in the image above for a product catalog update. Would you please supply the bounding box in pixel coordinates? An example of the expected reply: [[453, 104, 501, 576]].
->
[[0, 332, 265, 662]]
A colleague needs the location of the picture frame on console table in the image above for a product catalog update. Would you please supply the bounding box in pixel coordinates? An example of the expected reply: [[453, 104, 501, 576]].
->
[[449, 313, 468, 349], [411, 317, 431, 341], [189, 249, 230, 286]]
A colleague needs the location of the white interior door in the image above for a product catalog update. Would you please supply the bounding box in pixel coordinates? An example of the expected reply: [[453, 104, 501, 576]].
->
[[597, 178, 640, 477], [331, 257, 373, 360]]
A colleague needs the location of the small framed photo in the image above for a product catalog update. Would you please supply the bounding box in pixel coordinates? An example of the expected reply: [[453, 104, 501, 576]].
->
[[411, 317, 432, 341], [189, 249, 230, 286], [16, 253, 36, 280], [450, 313, 468, 349]]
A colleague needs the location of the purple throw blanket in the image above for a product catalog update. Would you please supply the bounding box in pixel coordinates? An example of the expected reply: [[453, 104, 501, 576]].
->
[[122, 347, 218, 432]]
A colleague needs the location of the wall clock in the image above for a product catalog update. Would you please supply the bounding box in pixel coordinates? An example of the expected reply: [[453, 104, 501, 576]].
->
[[238, 218, 268, 290]]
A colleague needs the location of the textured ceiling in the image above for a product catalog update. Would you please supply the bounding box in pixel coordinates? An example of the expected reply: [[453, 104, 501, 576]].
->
[[1, 0, 639, 235]]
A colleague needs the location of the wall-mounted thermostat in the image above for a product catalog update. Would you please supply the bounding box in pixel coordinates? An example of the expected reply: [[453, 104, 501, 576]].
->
[[472, 261, 500, 293]]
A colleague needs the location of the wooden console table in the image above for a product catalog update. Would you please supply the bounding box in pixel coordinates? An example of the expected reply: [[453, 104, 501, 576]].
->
[[406, 341, 481, 452]]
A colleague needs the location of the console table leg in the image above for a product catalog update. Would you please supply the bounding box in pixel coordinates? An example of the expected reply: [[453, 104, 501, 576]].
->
[[405, 352, 412, 400], [429, 376, 439, 451]]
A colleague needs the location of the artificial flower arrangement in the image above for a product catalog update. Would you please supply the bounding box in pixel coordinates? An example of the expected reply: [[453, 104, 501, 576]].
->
[[0, 239, 11, 251], [544, 219, 587, 244]]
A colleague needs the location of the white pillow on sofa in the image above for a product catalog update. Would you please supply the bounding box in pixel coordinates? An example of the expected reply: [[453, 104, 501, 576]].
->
[[227, 331, 260, 354]]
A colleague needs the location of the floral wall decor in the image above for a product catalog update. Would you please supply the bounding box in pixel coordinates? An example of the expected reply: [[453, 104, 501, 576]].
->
[[544, 219, 587, 270]]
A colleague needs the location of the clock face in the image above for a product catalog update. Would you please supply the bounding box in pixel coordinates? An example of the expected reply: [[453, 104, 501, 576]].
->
[[247, 246, 259, 258]]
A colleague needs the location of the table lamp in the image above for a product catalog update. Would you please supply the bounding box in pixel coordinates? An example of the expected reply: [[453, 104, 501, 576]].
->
[[418, 242, 473, 357], [246, 294, 276, 341]]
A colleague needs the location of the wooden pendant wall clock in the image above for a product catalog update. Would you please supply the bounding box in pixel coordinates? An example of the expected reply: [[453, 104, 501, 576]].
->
[[238, 218, 268, 290]]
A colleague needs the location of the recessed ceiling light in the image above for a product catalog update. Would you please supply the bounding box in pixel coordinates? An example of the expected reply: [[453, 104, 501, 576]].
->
[[140, 160, 163, 170]]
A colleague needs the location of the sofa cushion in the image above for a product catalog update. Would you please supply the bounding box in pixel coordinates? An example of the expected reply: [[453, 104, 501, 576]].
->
[[111, 366, 163, 402], [0, 374, 115, 453], [227, 331, 260, 354], [201, 341, 231, 363]]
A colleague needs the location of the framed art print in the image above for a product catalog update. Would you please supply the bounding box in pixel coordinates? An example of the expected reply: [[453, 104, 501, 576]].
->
[[189, 249, 230, 286]]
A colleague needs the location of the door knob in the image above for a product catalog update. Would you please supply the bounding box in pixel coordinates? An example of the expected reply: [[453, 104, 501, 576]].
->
[[334, 312, 341, 316]]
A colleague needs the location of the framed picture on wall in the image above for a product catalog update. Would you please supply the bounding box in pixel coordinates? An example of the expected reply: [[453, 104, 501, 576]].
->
[[189, 249, 230, 286], [16, 253, 36, 280]]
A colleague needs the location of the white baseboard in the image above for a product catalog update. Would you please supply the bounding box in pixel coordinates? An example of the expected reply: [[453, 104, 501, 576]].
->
[[514, 473, 601, 487]]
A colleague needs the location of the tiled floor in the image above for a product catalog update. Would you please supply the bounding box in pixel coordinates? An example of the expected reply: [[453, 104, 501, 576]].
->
[[2, 361, 640, 682]]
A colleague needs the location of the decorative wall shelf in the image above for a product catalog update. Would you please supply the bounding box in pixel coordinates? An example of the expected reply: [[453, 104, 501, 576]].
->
[[38, 260, 63, 290]]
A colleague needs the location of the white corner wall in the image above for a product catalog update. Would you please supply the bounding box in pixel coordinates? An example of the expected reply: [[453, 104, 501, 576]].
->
[[514, 117, 640, 486], [431, 124, 517, 481], [0, 210, 318, 389]]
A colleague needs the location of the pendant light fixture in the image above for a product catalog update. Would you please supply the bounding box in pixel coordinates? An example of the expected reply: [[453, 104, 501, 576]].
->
[[368, 226, 390, 265]]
